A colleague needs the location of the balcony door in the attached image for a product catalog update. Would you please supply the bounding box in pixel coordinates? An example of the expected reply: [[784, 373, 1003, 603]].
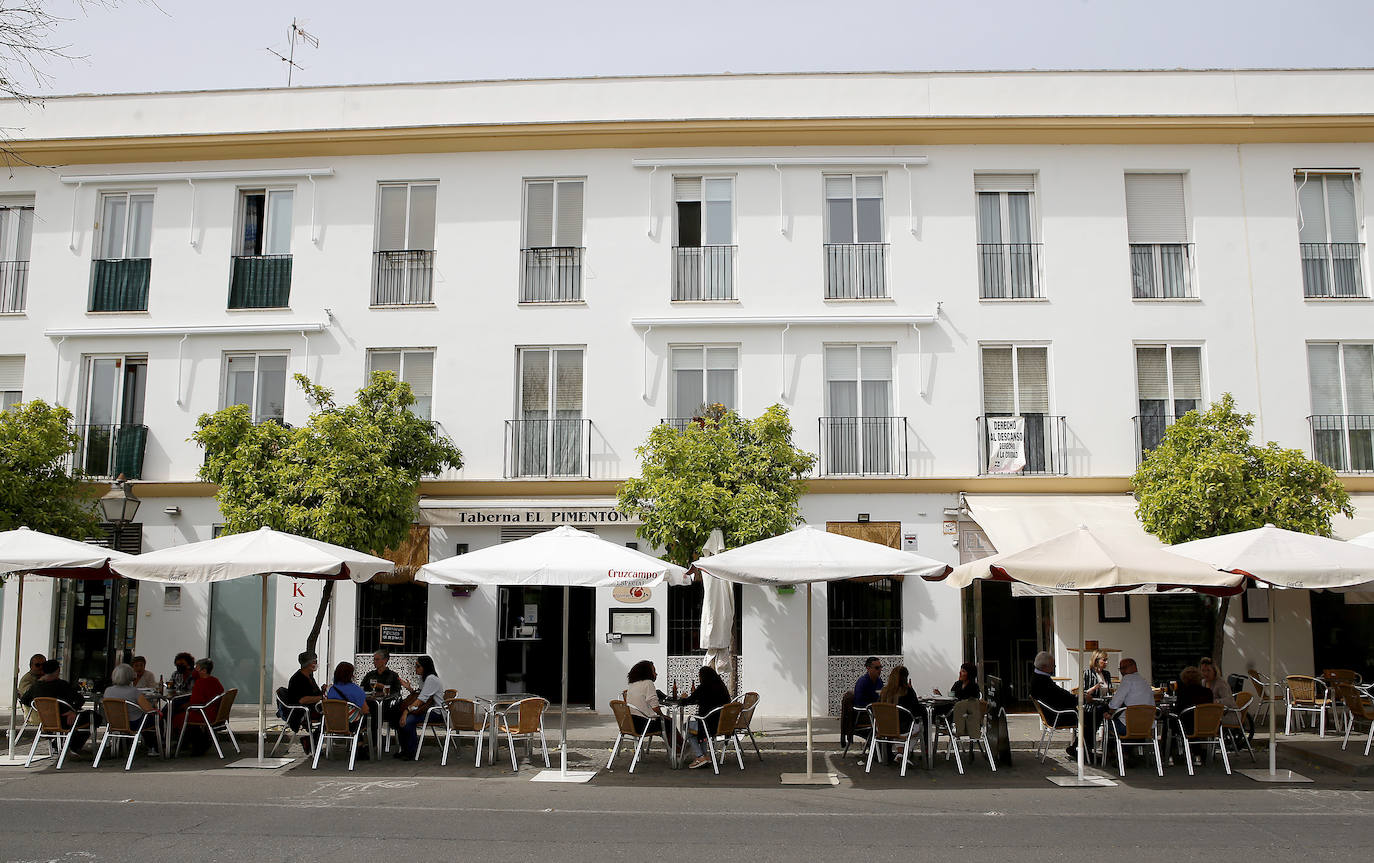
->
[[517, 348, 585, 477], [981, 345, 1049, 473], [1309, 342, 1374, 472], [825, 345, 894, 475], [1135, 345, 1202, 456], [81, 356, 147, 479]]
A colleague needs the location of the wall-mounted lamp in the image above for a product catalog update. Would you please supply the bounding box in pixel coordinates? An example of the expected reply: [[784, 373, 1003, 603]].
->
[[163, 506, 182, 517], [448, 586, 475, 598], [856, 513, 870, 523]]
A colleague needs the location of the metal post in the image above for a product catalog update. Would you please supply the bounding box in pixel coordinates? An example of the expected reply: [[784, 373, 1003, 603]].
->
[[1269, 585, 1277, 776], [805, 582, 814, 777], [973, 580, 985, 686], [560, 584, 569, 776], [259, 573, 268, 761], [7, 575, 24, 756], [1076, 591, 1085, 781]]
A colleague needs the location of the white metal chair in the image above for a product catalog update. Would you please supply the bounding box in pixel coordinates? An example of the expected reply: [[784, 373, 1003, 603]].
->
[[733, 692, 763, 761], [175, 688, 240, 758], [1104, 704, 1163, 777], [1285, 675, 1334, 736], [312, 698, 365, 771], [697, 701, 747, 774], [864, 702, 921, 777], [412, 692, 453, 761], [272, 687, 314, 755], [1247, 671, 1282, 733], [1222, 691, 1256, 762], [439, 697, 489, 767], [93, 698, 161, 771], [1173, 703, 1231, 776], [495, 696, 550, 771], [1337, 683, 1374, 756], [932, 700, 997, 774], [25, 697, 82, 769], [1033, 699, 1077, 762], [606, 700, 661, 772], [9, 701, 36, 752]]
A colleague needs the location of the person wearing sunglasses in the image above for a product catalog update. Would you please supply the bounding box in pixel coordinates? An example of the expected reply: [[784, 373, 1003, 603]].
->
[[18, 653, 46, 699], [853, 657, 885, 709]]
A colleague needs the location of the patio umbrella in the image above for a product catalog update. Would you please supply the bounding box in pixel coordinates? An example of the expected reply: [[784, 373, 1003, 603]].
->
[[0, 527, 133, 766], [698, 529, 735, 686], [935, 525, 1244, 786], [112, 527, 392, 768], [416, 525, 688, 783], [1168, 524, 1374, 781], [692, 525, 951, 785]]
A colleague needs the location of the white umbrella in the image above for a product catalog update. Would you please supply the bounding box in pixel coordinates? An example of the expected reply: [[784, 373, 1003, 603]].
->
[[934, 525, 1244, 786], [698, 529, 734, 686], [416, 525, 687, 782], [112, 526, 392, 768], [1168, 524, 1374, 781], [0, 527, 134, 766], [692, 525, 951, 785]]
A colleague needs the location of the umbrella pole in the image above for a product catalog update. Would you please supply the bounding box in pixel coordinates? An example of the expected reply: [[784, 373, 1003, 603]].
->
[[561, 584, 569, 777], [1268, 585, 1276, 776], [7, 575, 23, 757], [259, 573, 268, 762], [1077, 591, 1085, 782], [806, 582, 814, 778]]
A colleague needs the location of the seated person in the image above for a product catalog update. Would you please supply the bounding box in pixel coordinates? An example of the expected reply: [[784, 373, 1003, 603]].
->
[[1173, 665, 1215, 736], [853, 656, 884, 710], [361, 649, 405, 727], [1083, 650, 1114, 699], [22, 659, 92, 753], [172, 658, 225, 756], [1105, 657, 1155, 736], [17, 653, 45, 700], [103, 663, 161, 753], [396, 655, 443, 760], [1199, 657, 1236, 709], [878, 664, 925, 758], [286, 651, 324, 752], [679, 666, 732, 769], [169, 652, 196, 692], [324, 662, 370, 712], [1030, 650, 1084, 759], [129, 656, 157, 689], [937, 662, 983, 739], [623, 660, 665, 736]]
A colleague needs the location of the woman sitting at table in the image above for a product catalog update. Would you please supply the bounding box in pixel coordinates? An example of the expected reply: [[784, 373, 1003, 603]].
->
[[878, 664, 924, 758], [1198, 657, 1236, 709], [396, 655, 442, 760], [104, 663, 161, 754], [1173, 665, 1215, 736], [1083, 650, 1113, 699], [169, 652, 196, 691], [624, 660, 666, 737], [173, 658, 225, 757], [679, 666, 732, 769], [324, 662, 370, 712], [937, 662, 983, 739]]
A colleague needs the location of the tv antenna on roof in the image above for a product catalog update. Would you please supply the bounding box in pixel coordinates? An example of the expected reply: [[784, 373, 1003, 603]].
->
[[266, 18, 320, 87]]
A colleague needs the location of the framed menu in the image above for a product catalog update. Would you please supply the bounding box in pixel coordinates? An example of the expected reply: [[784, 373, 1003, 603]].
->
[[609, 608, 655, 637], [1242, 588, 1269, 622]]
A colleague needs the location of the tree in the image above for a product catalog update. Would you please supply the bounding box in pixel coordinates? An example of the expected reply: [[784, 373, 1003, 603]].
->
[[1133, 393, 1352, 660], [194, 372, 462, 654], [617, 404, 816, 567], [0, 399, 100, 537]]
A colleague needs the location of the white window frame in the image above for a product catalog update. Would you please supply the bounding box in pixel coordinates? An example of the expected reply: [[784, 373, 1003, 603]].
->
[[823, 342, 897, 417], [669, 343, 740, 418], [0, 201, 34, 262], [95, 190, 155, 260], [516, 345, 586, 416], [673, 175, 736, 247], [1132, 342, 1207, 415], [1308, 341, 1374, 416], [221, 351, 289, 424], [1125, 171, 1197, 300], [366, 348, 436, 420], [521, 178, 585, 250], [235, 187, 295, 257], [978, 342, 1054, 416], [374, 181, 438, 253], [974, 174, 1041, 300], [823, 173, 886, 245], [0, 355, 23, 411], [1295, 170, 1367, 299]]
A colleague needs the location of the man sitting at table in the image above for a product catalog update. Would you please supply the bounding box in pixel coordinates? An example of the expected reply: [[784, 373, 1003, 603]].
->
[[286, 651, 324, 754], [1030, 651, 1084, 759], [129, 656, 157, 689], [22, 659, 92, 755], [853, 657, 885, 709], [361, 649, 405, 726], [1105, 658, 1155, 732]]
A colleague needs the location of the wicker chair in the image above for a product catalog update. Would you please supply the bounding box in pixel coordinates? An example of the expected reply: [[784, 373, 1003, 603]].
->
[[312, 698, 365, 771], [932, 700, 997, 774], [440, 697, 489, 767], [26, 697, 82, 769], [1337, 683, 1374, 756], [495, 696, 550, 771], [1033, 699, 1077, 762], [1325, 670, 1362, 732], [1173, 703, 1231, 776], [94, 698, 161, 771], [606, 699, 661, 773], [697, 701, 747, 774], [734, 692, 763, 761], [1105, 704, 1162, 777], [175, 688, 240, 758], [864, 702, 921, 777], [1285, 675, 1334, 736]]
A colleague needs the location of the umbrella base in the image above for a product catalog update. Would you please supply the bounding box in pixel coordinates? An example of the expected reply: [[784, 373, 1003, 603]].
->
[[531, 769, 597, 783], [1238, 768, 1312, 783], [0, 753, 47, 767], [780, 771, 839, 786], [1047, 775, 1117, 787], [225, 756, 296, 769]]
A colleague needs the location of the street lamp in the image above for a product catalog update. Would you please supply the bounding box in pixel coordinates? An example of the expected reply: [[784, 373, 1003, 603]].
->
[[98, 474, 141, 525]]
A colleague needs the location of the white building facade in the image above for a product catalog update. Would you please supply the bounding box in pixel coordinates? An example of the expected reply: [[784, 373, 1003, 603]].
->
[[1, 69, 1373, 716]]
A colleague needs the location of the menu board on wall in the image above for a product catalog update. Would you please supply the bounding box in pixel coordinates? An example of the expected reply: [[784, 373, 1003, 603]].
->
[[1147, 595, 1216, 685]]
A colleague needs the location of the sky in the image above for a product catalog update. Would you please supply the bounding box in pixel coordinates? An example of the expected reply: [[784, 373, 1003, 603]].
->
[[19, 0, 1374, 96]]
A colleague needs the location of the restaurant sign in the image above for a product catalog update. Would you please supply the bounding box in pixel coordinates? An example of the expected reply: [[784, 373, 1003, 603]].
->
[[420, 501, 640, 526], [612, 585, 652, 604], [379, 623, 406, 645]]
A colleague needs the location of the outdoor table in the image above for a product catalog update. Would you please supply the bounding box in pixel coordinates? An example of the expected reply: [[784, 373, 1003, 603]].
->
[[472, 693, 536, 765], [366, 691, 405, 761], [919, 696, 956, 767], [659, 699, 698, 769]]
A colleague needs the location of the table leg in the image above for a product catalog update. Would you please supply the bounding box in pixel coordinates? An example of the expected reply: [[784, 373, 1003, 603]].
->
[[924, 705, 935, 768], [487, 707, 497, 766], [668, 711, 679, 769]]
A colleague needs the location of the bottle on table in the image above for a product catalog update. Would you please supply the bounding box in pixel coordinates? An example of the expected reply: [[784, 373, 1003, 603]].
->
[[158, 675, 165, 696]]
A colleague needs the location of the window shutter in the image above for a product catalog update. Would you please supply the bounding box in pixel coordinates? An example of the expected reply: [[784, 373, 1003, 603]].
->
[[859, 346, 892, 381], [377, 185, 408, 251], [1342, 344, 1374, 416], [521, 350, 550, 413], [13, 207, 33, 261], [674, 177, 702, 201], [554, 349, 583, 411], [0, 356, 23, 391], [1308, 344, 1344, 415], [825, 345, 859, 381], [99, 195, 127, 259], [981, 347, 1014, 414], [855, 176, 884, 200], [128, 195, 154, 258], [368, 350, 401, 379], [407, 184, 437, 251], [824, 175, 853, 200], [1170, 347, 1203, 401], [1326, 175, 1360, 243], [554, 180, 584, 248], [1125, 174, 1187, 244], [265, 191, 293, 256], [974, 174, 1036, 192], [671, 347, 702, 371], [705, 346, 738, 370], [704, 178, 733, 245], [1135, 347, 1168, 401], [403, 351, 434, 401], [524, 182, 554, 248], [1016, 347, 1049, 414]]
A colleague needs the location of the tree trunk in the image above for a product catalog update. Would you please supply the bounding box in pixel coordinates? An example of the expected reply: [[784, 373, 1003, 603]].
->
[[1211, 595, 1230, 666], [305, 581, 334, 656]]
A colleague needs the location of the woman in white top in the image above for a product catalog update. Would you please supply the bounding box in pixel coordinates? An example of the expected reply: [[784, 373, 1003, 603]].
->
[[1200, 657, 1237, 708], [397, 655, 443, 759], [624, 660, 665, 735]]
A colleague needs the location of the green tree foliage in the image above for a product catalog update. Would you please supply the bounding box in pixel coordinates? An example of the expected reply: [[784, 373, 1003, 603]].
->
[[195, 372, 463, 652], [617, 404, 816, 567], [0, 399, 100, 537]]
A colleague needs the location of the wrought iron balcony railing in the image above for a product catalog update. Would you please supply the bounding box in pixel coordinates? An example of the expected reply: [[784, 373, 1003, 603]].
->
[[0, 260, 28, 313], [823, 243, 888, 299], [69, 424, 148, 480], [521, 247, 584, 303], [976, 414, 1068, 476], [372, 250, 435, 305], [504, 418, 592, 478], [818, 416, 909, 476], [1130, 243, 1194, 299], [1133, 414, 1179, 465], [671, 245, 736, 301], [1301, 243, 1366, 298], [978, 243, 1042, 299], [1308, 415, 1374, 473]]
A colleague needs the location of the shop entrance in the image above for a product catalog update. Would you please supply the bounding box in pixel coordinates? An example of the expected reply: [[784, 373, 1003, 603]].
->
[[52, 524, 142, 689], [960, 522, 1050, 711], [496, 586, 594, 707]]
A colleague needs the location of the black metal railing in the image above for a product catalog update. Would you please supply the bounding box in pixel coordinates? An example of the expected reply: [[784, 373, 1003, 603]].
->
[[504, 418, 592, 478], [824, 243, 888, 299], [818, 416, 909, 476], [89, 258, 151, 312], [671, 245, 736, 301], [976, 414, 1068, 475], [0, 260, 28, 313], [1301, 243, 1366, 298], [1308, 415, 1374, 473], [978, 243, 1042, 299], [661, 418, 695, 432], [1133, 414, 1178, 465], [69, 424, 148, 479], [521, 247, 583, 303], [1130, 243, 1194, 299], [372, 250, 435, 305], [228, 255, 292, 309]]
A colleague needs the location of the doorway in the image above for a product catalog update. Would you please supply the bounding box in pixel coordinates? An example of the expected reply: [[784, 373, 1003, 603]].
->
[[960, 522, 1050, 711], [53, 524, 142, 689], [496, 586, 593, 707]]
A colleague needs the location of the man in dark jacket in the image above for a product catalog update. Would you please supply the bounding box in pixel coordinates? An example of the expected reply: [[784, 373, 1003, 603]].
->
[[1030, 650, 1085, 759], [22, 659, 91, 753]]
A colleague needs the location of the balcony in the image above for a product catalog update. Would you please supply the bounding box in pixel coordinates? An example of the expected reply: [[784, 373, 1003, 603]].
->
[[976, 414, 1068, 476], [818, 416, 908, 476], [89, 258, 151, 312], [1133, 414, 1177, 465], [0, 260, 27, 313], [228, 255, 292, 309], [671, 245, 736, 301], [1130, 243, 1194, 299], [1309, 415, 1374, 473], [70, 424, 148, 480], [824, 243, 888, 299], [521, 247, 583, 303], [978, 243, 1042, 299], [505, 418, 591, 478], [1301, 243, 1366, 298], [372, 250, 434, 306]]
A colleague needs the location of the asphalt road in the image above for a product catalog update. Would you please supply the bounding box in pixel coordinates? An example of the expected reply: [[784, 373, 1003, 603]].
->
[[1, 747, 1371, 863]]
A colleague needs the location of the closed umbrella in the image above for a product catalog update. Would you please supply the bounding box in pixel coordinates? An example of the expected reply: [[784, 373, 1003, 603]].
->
[[416, 525, 687, 782], [1168, 524, 1374, 781], [698, 529, 735, 686], [693, 525, 951, 785], [112, 527, 392, 768], [0, 527, 133, 766]]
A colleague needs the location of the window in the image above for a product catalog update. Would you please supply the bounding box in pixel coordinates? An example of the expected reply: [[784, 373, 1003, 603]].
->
[[1125, 173, 1192, 299], [224, 353, 288, 424], [79, 355, 148, 479], [1308, 342, 1374, 472], [91, 192, 153, 312], [511, 347, 586, 477], [230, 189, 293, 309], [1135, 345, 1203, 456], [672, 177, 735, 301], [670, 345, 738, 422], [356, 581, 429, 654], [0, 355, 22, 410], [1296, 171, 1365, 298], [522, 179, 584, 302], [981, 345, 1062, 474], [0, 200, 33, 313], [827, 578, 902, 656], [975, 174, 1040, 298], [367, 349, 435, 420], [373, 182, 437, 305], [823, 345, 899, 475], [823, 175, 887, 298], [667, 580, 742, 655]]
